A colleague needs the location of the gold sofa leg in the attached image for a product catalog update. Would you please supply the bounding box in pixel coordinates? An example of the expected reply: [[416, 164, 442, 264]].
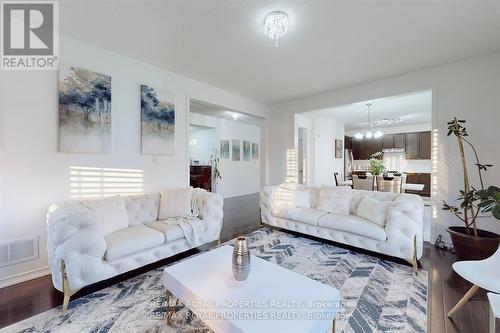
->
[[164, 289, 180, 325], [406, 235, 418, 275], [61, 261, 80, 311]]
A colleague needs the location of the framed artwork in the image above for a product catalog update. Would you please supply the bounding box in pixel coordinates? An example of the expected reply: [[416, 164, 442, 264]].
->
[[58, 65, 111, 153], [232, 140, 240, 161], [243, 140, 251, 161], [252, 143, 258, 159], [141, 84, 175, 155], [335, 139, 343, 158], [220, 140, 229, 158]]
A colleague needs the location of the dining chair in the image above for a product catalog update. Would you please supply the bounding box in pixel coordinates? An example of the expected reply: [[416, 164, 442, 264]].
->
[[352, 175, 374, 191], [376, 176, 402, 193], [447, 245, 500, 317], [333, 172, 339, 186], [487, 293, 500, 333]]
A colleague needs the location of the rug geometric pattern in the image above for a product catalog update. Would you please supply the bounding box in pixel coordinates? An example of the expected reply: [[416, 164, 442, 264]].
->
[[2, 228, 427, 333]]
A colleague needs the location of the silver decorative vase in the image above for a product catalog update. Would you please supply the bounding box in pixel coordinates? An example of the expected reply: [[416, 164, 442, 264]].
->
[[232, 237, 250, 281]]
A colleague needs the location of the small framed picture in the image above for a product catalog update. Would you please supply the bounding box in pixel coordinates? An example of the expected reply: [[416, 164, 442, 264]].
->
[[335, 139, 343, 158]]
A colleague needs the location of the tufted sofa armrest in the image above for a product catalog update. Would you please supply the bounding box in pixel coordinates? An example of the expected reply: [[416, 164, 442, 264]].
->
[[260, 185, 278, 225], [47, 204, 110, 292], [194, 189, 224, 242], [385, 194, 424, 260]]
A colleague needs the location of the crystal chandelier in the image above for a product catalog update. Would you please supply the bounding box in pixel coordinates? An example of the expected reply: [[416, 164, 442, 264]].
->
[[371, 118, 401, 127], [264, 11, 288, 47], [354, 103, 384, 140]]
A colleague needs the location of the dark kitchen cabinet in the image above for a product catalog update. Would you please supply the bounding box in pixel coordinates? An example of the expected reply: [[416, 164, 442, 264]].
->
[[420, 173, 431, 197], [406, 173, 419, 184], [362, 140, 373, 160], [352, 138, 363, 160], [344, 136, 353, 150], [406, 131, 431, 159], [382, 134, 394, 149], [372, 137, 383, 156], [405, 172, 431, 197], [393, 133, 406, 148], [405, 132, 420, 159], [419, 131, 432, 159], [351, 131, 431, 160]]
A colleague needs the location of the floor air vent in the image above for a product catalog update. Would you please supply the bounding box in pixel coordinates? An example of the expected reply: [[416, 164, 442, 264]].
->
[[0, 237, 38, 267]]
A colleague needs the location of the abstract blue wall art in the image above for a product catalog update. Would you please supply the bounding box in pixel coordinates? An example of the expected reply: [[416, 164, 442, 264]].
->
[[243, 140, 251, 161], [232, 140, 240, 161], [252, 143, 259, 159], [220, 140, 230, 159], [58, 65, 112, 153], [141, 85, 175, 155]]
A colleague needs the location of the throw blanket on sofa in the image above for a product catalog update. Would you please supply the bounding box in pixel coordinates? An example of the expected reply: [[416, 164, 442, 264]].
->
[[177, 217, 205, 247], [170, 189, 206, 247]]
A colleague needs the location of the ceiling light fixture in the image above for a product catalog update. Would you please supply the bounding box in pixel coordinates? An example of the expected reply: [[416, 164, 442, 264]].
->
[[264, 11, 288, 47], [354, 103, 385, 140], [229, 112, 239, 121], [371, 118, 401, 127]]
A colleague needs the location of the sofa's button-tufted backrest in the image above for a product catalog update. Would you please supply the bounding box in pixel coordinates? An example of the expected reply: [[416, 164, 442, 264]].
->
[[349, 189, 399, 215], [123, 193, 160, 226]]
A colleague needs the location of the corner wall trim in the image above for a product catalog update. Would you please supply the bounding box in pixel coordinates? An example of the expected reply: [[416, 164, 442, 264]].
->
[[0, 266, 50, 289]]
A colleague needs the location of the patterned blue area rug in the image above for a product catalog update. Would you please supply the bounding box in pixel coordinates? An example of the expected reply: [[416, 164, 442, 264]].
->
[[2, 228, 428, 333]]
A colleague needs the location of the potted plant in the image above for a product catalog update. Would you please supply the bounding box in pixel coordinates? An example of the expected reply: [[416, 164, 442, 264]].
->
[[369, 152, 385, 175], [442, 118, 500, 260], [209, 149, 222, 192]]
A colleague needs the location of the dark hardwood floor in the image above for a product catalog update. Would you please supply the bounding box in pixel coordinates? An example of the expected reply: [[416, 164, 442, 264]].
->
[[0, 192, 496, 332]]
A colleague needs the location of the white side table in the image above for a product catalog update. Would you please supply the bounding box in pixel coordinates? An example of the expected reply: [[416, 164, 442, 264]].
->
[[488, 293, 500, 333]]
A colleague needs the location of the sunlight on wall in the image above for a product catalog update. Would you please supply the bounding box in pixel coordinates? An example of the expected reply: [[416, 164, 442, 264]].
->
[[70, 166, 144, 199], [431, 129, 439, 219], [285, 149, 298, 183]]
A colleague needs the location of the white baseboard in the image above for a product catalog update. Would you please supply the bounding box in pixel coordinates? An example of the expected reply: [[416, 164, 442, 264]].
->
[[0, 266, 51, 289]]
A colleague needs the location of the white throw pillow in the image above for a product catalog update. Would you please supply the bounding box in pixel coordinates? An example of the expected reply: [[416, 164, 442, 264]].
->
[[356, 196, 392, 226], [84, 196, 129, 236], [159, 187, 193, 219], [316, 186, 351, 215], [293, 190, 311, 208], [274, 183, 305, 209]]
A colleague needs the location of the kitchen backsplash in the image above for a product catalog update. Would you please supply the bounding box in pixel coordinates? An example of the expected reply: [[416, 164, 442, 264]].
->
[[353, 157, 431, 173]]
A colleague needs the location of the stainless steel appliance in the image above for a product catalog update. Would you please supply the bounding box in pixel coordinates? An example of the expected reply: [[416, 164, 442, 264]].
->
[[344, 149, 353, 180]]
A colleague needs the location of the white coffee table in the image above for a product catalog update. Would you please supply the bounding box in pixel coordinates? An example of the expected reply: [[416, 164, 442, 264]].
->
[[163, 245, 341, 333]]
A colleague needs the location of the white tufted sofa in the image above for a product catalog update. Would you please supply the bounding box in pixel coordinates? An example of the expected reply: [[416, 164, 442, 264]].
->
[[260, 185, 424, 265], [47, 189, 223, 308]]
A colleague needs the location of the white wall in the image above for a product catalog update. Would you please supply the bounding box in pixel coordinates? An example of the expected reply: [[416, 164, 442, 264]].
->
[[294, 114, 314, 184], [0, 35, 268, 287], [313, 118, 345, 186], [189, 127, 217, 165], [267, 52, 500, 242], [190, 113, 261, 198], [294, 115, 345, 186]]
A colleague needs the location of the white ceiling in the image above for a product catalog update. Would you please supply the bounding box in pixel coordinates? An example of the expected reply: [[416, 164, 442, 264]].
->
[[60, 0, 500, 104], [301, 90, 432, 131]]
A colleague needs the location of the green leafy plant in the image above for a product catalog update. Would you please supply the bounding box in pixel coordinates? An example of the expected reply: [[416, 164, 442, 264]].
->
[[442, 118, 499, 237], [209, 149, 222, 184], [369, 151, 385, 175]]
